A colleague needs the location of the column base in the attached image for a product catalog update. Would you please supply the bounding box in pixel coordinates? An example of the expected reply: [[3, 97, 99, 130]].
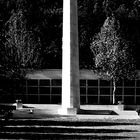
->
[[58, 107, 79, 115]]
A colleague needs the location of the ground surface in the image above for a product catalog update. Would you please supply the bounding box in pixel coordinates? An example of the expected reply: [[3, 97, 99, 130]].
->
[[0, 104, 140, 139]]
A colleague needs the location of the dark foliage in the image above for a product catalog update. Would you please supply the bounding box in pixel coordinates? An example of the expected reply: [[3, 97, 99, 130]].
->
[[0, 0, 140, 72]]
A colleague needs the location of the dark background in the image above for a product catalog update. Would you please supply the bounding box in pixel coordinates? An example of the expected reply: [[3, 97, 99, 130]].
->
[[0, 0, 140, 69]]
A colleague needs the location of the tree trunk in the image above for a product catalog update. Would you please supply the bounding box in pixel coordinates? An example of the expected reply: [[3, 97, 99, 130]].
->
[[113, 80, 116, 104]]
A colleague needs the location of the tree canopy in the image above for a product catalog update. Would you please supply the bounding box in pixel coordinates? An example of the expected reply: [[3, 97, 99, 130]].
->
[[90, 16, 136, 103], [1, 9, 41, 78], [0, 0, 140, 72], [0, 0, 63, 71]]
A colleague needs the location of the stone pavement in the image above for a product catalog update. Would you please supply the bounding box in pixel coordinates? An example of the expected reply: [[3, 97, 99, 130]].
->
[[1, 117, 140, 139], [12, 104, 140, 120], [1, 104, 140, 139]]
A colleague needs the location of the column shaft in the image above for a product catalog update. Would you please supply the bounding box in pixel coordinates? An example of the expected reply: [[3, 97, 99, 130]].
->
[[59, 0, 80, 114]]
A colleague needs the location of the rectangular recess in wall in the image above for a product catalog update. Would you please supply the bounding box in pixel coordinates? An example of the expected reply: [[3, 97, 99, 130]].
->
[[88, 88, 98, 95], [100, 96, 110, 104], [100, 88, 110, 95], [115, 96, 123, 103], [80, 88, 86, 95], [124, 96, 134, 105], [100, 80, 110, 87], [115, 88, 123, 96], [27, 95, 38, 103], [28, 87, 38, 94], [40, 87, 50, 94], [51, 87, 61, 95], [136, 80, 140, 87], [88, 80, 98, 86], [80, 80, 86, 86], [136, 88, 140, 95], [80, 96, 87, 104], [124, 80, 135, 87], [27, 80, 38, 86], [39, 95, 50, 104], [52, 79, 62, 86], [40, 80, 50, 86], [87, 96, 98, 104], [124, 88, 135, 95], [136, 96, 140, 105], [51, 95, 61, 104]]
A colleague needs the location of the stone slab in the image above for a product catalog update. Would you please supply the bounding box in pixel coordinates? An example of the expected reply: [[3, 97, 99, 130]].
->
[[58, 107, 79, 115]]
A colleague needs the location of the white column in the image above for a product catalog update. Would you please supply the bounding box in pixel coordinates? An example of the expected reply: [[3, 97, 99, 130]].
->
[[58, 0, 80, 115]]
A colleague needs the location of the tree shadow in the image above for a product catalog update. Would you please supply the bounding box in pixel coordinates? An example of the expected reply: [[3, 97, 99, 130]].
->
[[78, 109, 118, 115], [46, 134, 136, 140], [0, 133, 136, 140]]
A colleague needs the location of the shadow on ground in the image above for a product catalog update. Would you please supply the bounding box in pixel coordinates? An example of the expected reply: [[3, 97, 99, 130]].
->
[[0, 133, 136, 140], [78, 109, 118, 115]]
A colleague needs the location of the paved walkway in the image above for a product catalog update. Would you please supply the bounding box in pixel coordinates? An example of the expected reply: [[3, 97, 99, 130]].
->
[[12, 104, 140, 120]]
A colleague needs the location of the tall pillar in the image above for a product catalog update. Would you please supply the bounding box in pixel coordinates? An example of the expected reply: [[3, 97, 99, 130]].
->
[[58, 0, 80, 115]]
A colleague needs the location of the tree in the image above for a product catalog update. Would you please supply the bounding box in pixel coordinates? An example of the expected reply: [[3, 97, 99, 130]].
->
[[0, 0, 63, 69], [78, 0, 105, 69], [0, 0, 140, 69], [1, 9, 41, 78], [25, 0, 63, 69], [90, 16, 135, 104]]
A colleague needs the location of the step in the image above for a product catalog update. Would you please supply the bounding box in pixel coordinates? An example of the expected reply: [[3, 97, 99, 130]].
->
[[0, 131, 134, 139], [0, 119, 139, 139], [1, 119, 138, 126], [2, 125, 135, 133]]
